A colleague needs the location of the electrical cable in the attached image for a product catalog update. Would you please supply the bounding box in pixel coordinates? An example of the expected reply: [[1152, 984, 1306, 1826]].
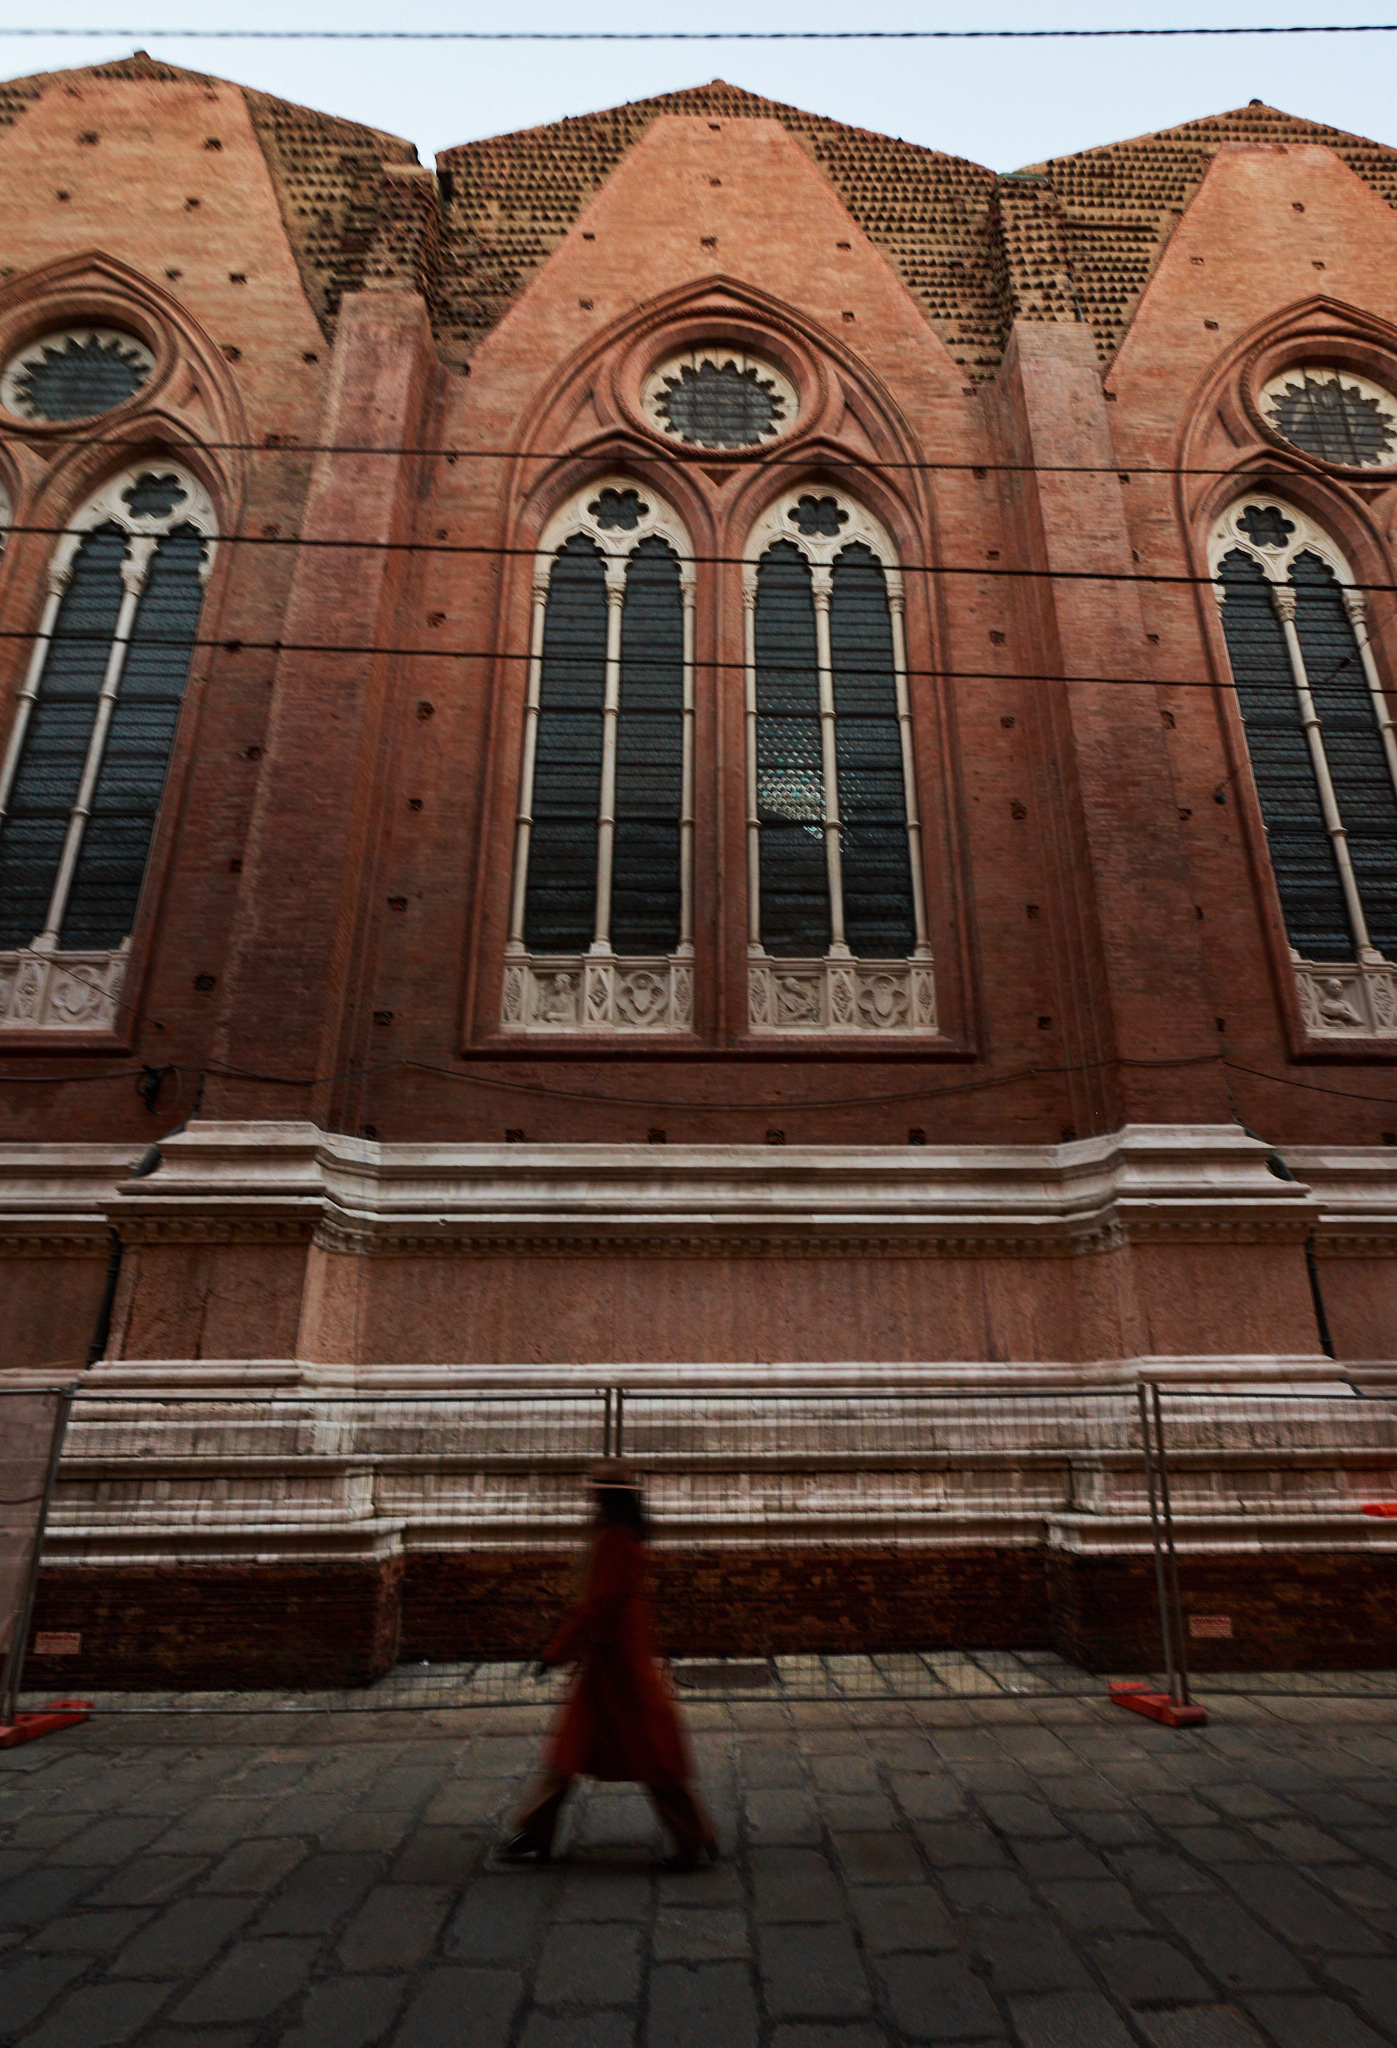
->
[[3, 22, 1397, 38], [1, 1051, 1394, 1116], [1, 523, 1392, 594], [3, 436, 1390, 480], [0, 627, 1351, 692], [0, 628, 1307, 688]]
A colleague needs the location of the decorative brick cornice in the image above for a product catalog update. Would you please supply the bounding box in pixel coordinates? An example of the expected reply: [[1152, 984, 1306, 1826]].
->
[[310, 1218, 1127, 1261], [1, 1123, 1327, 1261], [117, 1216, 318, 1248], [0, 1230, 112, 1258], [1310, 1231, 1397, 1259]]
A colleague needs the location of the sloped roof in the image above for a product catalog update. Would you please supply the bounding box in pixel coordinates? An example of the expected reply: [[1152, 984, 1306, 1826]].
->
[[1009, 101, 1397, 364], [3, 64, 1397, 377], [436, 80, 1004, 375], [0, 52, 419, 331]]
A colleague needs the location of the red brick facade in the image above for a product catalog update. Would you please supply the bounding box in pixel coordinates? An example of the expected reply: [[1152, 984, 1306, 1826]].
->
[[5, 64, 1397, 1678], [0, 72, 1394, 1156]]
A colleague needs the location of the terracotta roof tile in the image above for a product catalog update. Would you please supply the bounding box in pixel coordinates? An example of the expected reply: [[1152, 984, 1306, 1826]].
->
[[435, 80, 1003, 376], [3, 65, 1394, 377], [0, 54, 418, 335], [1011, 102, 1397, 364]]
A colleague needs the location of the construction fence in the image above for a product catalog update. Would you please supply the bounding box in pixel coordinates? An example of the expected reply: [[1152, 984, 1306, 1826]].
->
[[8, 1384, 1397, 1710]]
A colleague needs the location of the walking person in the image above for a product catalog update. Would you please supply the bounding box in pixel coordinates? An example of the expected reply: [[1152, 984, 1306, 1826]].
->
[[498, 1461, 717, 1870]]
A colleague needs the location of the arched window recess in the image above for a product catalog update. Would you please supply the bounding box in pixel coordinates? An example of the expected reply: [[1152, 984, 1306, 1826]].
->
[[501, 478, 695, 1034], [0, 462, 216, 1033], [743, 488, 935, 1035], [1208, 493, 1397, 1037]]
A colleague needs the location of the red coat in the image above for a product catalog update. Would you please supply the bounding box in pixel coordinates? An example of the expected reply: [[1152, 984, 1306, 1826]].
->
[[544, 1523, 691, 1786]]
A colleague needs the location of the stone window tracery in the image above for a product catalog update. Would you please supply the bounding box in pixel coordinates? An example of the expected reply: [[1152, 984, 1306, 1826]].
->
[[502, 478, 695, 1035], [0, 328, 155, 423], [641, 347, 797, 450], [1261, 366, 1397, 470], [1209, 493, 1397, 1037], [0, 462, 216, 1032], [743, 488, 935, 1035]]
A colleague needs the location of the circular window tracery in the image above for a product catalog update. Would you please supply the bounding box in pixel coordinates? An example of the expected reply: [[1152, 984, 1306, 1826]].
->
[[1261, 364, 1397, 469], [0, 327, 155, 423], [641, 346, 797, 449]]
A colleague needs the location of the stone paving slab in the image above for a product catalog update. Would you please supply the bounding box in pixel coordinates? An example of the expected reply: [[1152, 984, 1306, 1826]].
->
[[24, 1656, 1397, 1718], [5, 1691, 1397, 2045]]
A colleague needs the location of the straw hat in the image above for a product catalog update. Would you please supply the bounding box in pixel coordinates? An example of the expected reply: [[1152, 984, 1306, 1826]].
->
[[588, 1459, 641, 1488]]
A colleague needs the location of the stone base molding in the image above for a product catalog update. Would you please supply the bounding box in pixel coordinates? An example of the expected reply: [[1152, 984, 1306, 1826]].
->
[[501, 951, 693, 1032], [0, 946, 128, 1031], [33, 1386, 1397, 1572], [0, 1117, 1308, 1255], [748, 954, 936, 1033]]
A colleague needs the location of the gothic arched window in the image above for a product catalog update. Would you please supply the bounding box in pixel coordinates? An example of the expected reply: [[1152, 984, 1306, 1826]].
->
[[502, 480, 694, 1034], [744, 489, 935, 1035], [1209, 494, 1397, 1036], [0, 463, 215, 1033]]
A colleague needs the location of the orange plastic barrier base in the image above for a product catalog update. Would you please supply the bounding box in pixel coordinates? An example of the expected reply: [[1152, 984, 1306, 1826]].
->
[[1109, 1682, 1208, 1728], [0, 1702, 92, 1748], [1361, 1503, 1397, 1517]]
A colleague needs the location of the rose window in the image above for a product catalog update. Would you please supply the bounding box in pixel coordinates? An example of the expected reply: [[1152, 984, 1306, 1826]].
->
[[1262, 365, 1397, 469], [1, 328, 155, 422], [641, 348, 797, 449]]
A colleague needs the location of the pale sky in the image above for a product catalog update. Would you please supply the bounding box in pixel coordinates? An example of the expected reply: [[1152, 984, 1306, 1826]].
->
[[5, 0, 1397, 171]]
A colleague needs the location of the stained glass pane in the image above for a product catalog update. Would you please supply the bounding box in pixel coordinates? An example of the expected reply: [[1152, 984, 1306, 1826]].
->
[[523, 536, 607, 954], [654, 360, 785, 448], [0, 526, 127, 949], [755, 542, 830, 957], [9, 332, 151, 423], [1267, 374, 1397, 469], [1218, 549, 1353, 959], [830, 544, 915, 956], [1291, 551, 1397, 958], [612, 537, 683, 956], [60, 528, 205, 949]]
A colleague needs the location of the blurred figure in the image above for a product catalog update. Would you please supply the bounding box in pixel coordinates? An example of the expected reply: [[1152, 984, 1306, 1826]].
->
[[498, 1460, 717, 1869]]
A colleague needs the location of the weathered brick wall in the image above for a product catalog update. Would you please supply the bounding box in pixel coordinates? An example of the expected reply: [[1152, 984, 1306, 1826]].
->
[[3, 68, 1397, 1374], [1051, 1551, 1397, 1672], [27, 1558, 402, 1690], [399, 1547, 1052, 1663], [27, 1546, 1397, 1689]]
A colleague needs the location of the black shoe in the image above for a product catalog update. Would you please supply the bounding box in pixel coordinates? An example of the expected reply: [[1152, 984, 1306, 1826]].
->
[[495, 1831, 550, 1864]]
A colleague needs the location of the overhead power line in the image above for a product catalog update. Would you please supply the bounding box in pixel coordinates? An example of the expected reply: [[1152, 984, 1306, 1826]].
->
[[0, 432, 1365, 481], [0, 624, 1324, 693], [1, 1052, 1394, 1116], [4, 523, 1396, 599], [3, 21, 1397, 37]]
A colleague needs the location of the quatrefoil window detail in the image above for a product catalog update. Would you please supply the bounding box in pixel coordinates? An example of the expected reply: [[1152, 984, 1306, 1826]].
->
[[789, 495, 848, 538], [122, 472, 188, 519], [1236, 504, 1296, 550], [588, 488, 647, 532]]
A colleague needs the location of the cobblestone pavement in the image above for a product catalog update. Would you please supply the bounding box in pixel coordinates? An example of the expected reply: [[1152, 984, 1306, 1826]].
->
[[5, 1690, 1397, 2047]]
